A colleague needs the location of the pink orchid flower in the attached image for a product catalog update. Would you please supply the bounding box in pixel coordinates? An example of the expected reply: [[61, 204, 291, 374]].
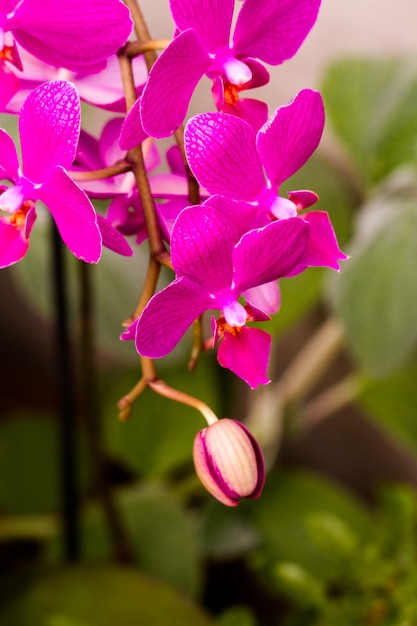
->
[[183, 89, 347, 312], [123, 203, 310, 388], [137, 0, 321, 137], [0, 80, 102, 267], [0, 0, 132, 110]]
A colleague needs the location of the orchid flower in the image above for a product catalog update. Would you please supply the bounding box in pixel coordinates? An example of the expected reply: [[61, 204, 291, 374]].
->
[[184, 89, 347, 305], [136, 0, 321, 138], [123, 202, 310, 387], [0, 80, 102, 267], [5, 48, 147, 114], [74, 118, 194, 244], [0, 0, 132, 110]]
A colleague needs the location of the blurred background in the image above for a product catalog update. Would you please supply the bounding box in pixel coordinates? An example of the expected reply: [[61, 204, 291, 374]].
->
[[1, 1, 417, 625]]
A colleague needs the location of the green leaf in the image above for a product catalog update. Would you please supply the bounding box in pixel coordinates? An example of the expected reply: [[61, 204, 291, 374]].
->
[[328, 176, 417, 377], [56, 484, 202, 598], [322, 58, 417, 184], [359, 356, 417, 452], [0, 565, 214, 626], [0, 414, 90, 515], [248, 469, 372, 581]]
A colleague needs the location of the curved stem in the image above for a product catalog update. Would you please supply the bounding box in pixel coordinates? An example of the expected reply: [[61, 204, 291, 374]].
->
[[126, 38, 171, 58], [71, 161, 132, 182]]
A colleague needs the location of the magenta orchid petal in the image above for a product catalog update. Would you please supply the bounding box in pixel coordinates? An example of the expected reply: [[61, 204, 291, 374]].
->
[[119, 96, 148, 151], [0, 64, 20, 110], [233, 0, 321, 65], [288, 189, 319, 210], [0, 216, 31, 267], [96, 215, 133, 257], [203, 194, 264, 238], [75, 54, 147, 112], [140, 29, 211, 138], [19, 80, 80, 182], [257, 89, 325, 189], [0, 128, 19, 180], [233, 217, 310, 293], [170, 204, 238, 292], [9, 0, 132, 72], [290, 210, 349, 274], [150, 173, 189, 198], [155, 197, 189, 241], [134, 275, 213, 357], [222, 97, 269, 132], [217, 326, 271, 389], [169, 0, 234, 51], [184, 112, 265, 200], [38, 167, 102, 263], [243, 280, 281, 316]]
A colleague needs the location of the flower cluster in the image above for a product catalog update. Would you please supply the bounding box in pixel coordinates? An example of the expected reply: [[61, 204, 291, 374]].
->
[[0, 0, 346, 505]]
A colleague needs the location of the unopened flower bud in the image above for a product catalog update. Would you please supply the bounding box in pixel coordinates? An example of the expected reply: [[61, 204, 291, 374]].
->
[[193, 418, 265, 506]]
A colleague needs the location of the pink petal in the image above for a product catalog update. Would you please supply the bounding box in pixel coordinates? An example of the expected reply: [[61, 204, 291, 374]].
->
[[289, 210, 348, 275], [75, 54, 147, 112], [0, 128, 20, 180], [170, 204, 238, 293], [0, 214, 31, 267], [184, 112, 265, 200], [169, 0, 234, 51], [220, 97, 269, 132], [140, 29, 211, 138], [19, 80, 80, 182], [243, 280, 281, 315], [9, 0, 132, 72], [38, 167, 102, 263], [0, 62, 20, 111], [135, 275, 212, 357], [233, 217, 310, 292], [257, 89, 325, 189], [233, 0, 321, 65], [119, 96, 148, 151], [97, 214, 133, 257], [217, 326, 271, 388]]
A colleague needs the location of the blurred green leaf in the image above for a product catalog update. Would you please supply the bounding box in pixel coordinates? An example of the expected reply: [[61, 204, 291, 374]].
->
[[328, 177, 417, 377], [0, 414, 90, 515], [102, 356, 221, 477], [322, 58, 417, 184], [201, 500, 261, 560], [247, 469, 372, 581], [272, 562, 325, 609], [52, 483, 202, 598], [359, 356, 417, 452], [216, 606, 258, 626], [0, 565, 213, 626]]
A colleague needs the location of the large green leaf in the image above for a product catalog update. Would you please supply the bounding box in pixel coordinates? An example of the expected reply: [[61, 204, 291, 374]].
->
[[328, 172, 417, 376], [0, 414, 90, 515], [358, 356, 417, 453], [322, 58, 417, 184], [47, 484, 202, 598], [0, 565, 213, 626], [247, 469, 372, 581]]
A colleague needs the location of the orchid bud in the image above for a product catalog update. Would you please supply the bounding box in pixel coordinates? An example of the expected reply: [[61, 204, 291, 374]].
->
[[193, 418, 265, 507]]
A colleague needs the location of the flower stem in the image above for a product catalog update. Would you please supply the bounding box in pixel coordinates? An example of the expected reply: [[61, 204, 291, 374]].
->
[[71, 161, 132, 182], [125, 38, 171, 58]]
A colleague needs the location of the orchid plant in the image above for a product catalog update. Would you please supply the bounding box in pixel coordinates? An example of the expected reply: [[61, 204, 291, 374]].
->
[[0, 0, 346, 507]]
